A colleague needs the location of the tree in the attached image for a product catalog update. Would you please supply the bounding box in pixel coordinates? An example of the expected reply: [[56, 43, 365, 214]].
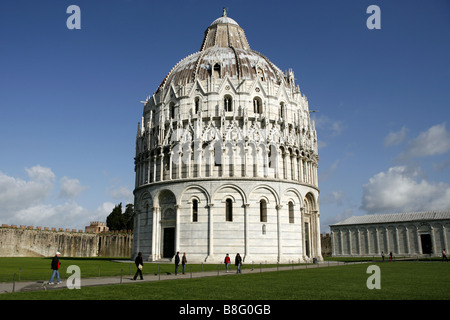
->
[[106, 203, 123, 231], [106, 203, 134, 231], [124, 203, 134, 231]]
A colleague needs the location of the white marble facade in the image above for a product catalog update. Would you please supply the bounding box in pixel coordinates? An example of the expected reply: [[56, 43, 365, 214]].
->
[[132, 11, 322, 264], [330, 211, 450, 257]]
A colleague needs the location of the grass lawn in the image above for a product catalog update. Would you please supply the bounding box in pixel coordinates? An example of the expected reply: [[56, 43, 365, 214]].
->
[[1, 260, 449, 300], [0, 257, 302, 282]]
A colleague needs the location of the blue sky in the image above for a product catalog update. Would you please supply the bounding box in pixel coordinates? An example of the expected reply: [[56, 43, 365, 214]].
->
[[0, 0, 449, 232]]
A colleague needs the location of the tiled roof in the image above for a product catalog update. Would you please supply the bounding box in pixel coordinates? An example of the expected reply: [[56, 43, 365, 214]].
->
[[331, 210, 450, 227]]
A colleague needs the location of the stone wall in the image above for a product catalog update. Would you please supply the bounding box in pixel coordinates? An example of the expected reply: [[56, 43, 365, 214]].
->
[[0, 225, 133, 257]]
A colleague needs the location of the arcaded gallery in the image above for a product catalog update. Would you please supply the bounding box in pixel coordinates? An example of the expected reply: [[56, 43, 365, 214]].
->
[[330, 211, 450, 257]]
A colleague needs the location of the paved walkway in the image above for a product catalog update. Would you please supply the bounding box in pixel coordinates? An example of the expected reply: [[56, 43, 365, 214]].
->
[[0, 261, 350, 294]]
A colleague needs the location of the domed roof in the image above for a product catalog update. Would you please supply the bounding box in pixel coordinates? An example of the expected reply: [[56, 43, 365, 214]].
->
[[209, 16, 239, 27], [157, 11, 287, 91], [209, 8, 239, 26]]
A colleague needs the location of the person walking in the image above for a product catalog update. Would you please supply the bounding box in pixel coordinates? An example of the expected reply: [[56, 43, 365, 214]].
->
[[224, 253, 230, 272], [442, 249, 448, 262], [133, 252, 144, 280], [235, 253, 242, 274], [49, 251, 61, 285], [182, 252, 187, 274], [175, 252, 180, 275], [381, 251, 385, 262]]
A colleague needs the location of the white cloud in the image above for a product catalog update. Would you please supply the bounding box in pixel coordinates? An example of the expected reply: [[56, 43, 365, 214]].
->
[[109, 186, 133, 202], [400, 123, 450, 159], [0, 166, 113, 230], [25, 165, 56, 182], [59, 176, 89, 199], [361, 166, 450, 214], [384, 126, 408, 146], [0, 165, 54, 213]]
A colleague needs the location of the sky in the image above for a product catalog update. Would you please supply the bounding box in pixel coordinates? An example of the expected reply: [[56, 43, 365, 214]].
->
[[0, 0, 449, 232]]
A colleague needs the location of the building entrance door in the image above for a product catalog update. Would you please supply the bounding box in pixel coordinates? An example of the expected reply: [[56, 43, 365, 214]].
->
[[163, 227, 175, 258], [420, 234, 432, 254]]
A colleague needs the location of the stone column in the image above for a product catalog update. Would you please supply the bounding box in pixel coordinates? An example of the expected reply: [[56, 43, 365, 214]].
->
[[276, 204, 283, 262], [405, 226, 410, 255], [196, 145, 202, 178], [395, 226, 400, 254], [244, 203, 250, 261], [168, 150, 173, 180], [152, 155, 157, 182], [293, 155, 298, 181], [160, 153, 164, 181], [416, 225, 422, 254], [299, 158, 303, 183], [146, 156, 151, 184], [175, 204, 180, 253], [431, 225, 437, 256], [357, 228, 362, 255], [314, 210, 321, 259], [152, 207, 160, 260], [348, 228, 353, 255], [363, 228, 369, 255], [243, 147, 248, 177], [331, 231, 336, 256], [443, 225, 448, 253], [207, 203, 214, 259], [188, 149, 193, 178], [386, 227, 391, 254], [300, 206, 306, 259]]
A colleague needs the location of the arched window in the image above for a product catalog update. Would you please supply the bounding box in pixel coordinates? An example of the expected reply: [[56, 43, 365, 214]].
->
[[259, 199, 267, 222], [169, 102, 175, 119], [214, 142, 222, 167], [225, 198, 233, 222], [268, 145, 277, 169], [253, 97, 262, 114], [280, 102, 285, 119], [304, 193, 315, 214], [192, 199, 198, 222], [224, 95, 233, 112], [194, 97, 200, 114], [288, 201, 294, 223], [257, 67, 265, 81], [213, 63, 221, 78]]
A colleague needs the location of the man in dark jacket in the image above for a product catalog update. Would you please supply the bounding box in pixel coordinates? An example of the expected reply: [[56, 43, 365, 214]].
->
[[133, 252, 144, 280], [175, 252, 180, 275], [49, 251, 61, 284], [235, 253, 242, 274]]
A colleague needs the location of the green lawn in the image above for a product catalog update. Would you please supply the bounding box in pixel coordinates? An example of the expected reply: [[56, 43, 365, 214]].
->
[[1, 260, 449, 300], [0, 257, 301, 282]]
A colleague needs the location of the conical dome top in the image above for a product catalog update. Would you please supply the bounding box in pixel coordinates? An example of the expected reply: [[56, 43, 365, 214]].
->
[[200, 9, 250, 51], [157, 10, 287, 91]]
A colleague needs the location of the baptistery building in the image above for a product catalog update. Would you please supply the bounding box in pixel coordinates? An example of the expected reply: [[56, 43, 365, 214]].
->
[[132, 10, 322, 264]]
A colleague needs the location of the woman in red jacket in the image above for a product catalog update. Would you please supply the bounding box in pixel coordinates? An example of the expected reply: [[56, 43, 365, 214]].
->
[[224, 254, 230, 272]]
